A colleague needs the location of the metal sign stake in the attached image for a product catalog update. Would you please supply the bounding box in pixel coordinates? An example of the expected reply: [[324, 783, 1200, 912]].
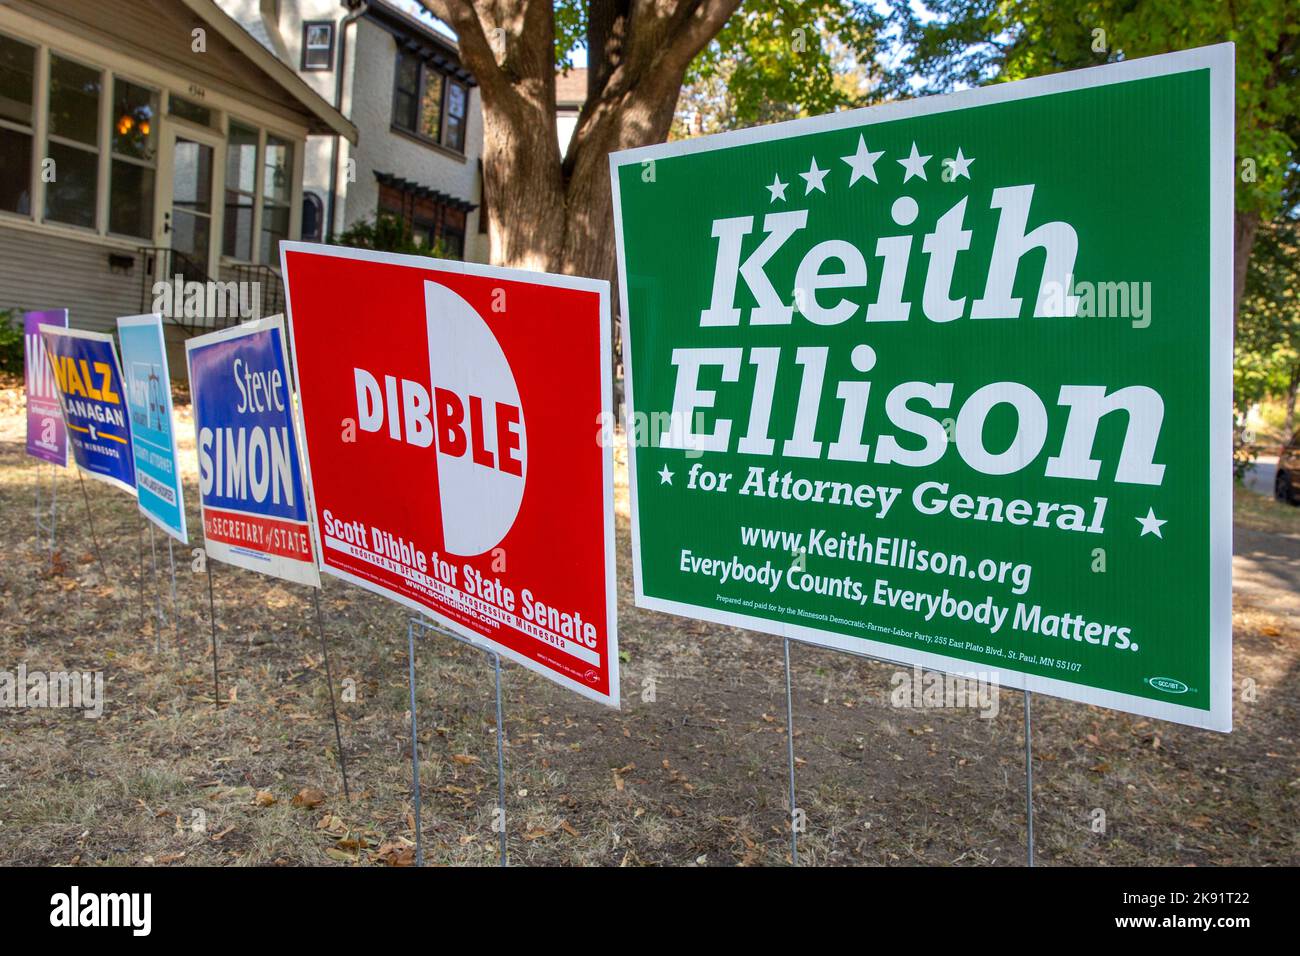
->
[[405, 617, 509, 867], [492, 650, 507, 868], [312, 588, 350, 800], [206, 558, 220, 710], [167, 538, 178, 640], [75, 468, 110, 584], [1024, 689, 1035, 867], [137, 520, 146, 628], [407, 619, 423, 867], [149, 523, 163, 651], [34, 461, 59, 555], [783, 636, 799, 866]]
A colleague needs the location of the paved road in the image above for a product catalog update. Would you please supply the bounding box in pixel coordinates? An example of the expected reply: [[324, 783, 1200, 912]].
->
[[1234, 456, 1300, 616], [1233, 521, 1300, 616], [1241, 455, 1278, 497]]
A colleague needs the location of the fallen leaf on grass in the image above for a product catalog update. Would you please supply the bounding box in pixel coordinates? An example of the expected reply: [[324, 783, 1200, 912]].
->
[[292, 788, 326, 808], [373, 842, 414, 867], [254, 791, 276, 807], [451, 754, 479, 765], [317, 814, 347, 834], [559, 820, 580, 838]]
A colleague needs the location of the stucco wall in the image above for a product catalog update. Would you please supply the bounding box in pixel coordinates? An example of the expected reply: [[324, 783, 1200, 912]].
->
[[341, 18, 486, 260]]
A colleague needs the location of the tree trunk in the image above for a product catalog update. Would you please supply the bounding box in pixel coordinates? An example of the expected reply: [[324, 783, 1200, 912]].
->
[[423, 0, 741, 283], [1234, 208, 1260, 333], [1286, 365, 1299, 439]]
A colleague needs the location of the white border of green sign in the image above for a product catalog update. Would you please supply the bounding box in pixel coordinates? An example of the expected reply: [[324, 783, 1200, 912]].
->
[[610, 45, 1233, 732]]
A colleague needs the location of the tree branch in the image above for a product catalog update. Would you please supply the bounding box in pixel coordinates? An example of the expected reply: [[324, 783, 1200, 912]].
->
[[418, 0, 510, 101]]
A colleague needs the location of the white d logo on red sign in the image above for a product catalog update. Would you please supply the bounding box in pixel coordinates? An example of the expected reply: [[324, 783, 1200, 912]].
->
[[425, 280, 527, 556]]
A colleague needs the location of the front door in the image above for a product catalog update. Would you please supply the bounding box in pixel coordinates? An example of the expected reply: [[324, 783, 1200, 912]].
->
[[159, 127, 220, 278]]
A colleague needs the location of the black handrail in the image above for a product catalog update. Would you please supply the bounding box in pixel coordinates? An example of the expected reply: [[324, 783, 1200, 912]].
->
[[138, 247, 286, 335]]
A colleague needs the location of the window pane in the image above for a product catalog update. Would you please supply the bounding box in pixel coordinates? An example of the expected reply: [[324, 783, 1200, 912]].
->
[[441, 229, 464, 260], [263, 135, 292, 205], [302, 192, 322, 242], [303, 23, 333, 69], [226, 122, 258, 194], [394, 91, 416, 132], [0, 33, 35, 127], [444, 82, 465, 151], [396, 54, 419, 95], [223, 193, 254, 259], [174, 208, 211, 265], [109, 159, 154, 237], [169, 95, 212, 127], [44, 141, 97, 226], [259, 202, 289, 263], [420, 70, 443, 141], [0, 126, 32, 213], [49, 55, 101, 146], [174, 138, 213, 215], [112, 79, 157, 161]]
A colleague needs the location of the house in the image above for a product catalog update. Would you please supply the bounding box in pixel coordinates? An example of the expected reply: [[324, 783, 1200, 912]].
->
[[556, 67, 585, 156], [215, 0, 488, 262], [0, 0, 355, 352]]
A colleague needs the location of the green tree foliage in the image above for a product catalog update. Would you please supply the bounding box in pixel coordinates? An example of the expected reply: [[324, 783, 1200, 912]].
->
[[0, 309, 22, 377], [681, 0, 890, 132], [888, 0, 1299, 219], [1237, 216, 1300, 423], [332, 213, 450, 260]]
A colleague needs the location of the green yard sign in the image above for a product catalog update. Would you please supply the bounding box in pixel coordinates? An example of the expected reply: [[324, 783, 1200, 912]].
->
[[611, 45, 1233, 731]]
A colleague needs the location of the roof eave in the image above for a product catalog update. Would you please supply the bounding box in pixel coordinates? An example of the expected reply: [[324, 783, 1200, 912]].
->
[[180, 0, 358, 143]]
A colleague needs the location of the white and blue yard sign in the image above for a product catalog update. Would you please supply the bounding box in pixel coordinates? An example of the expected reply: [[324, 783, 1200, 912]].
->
[[185, 316, 320, 587], [41, 326, 137, 496], [117, 313, 188, 544]]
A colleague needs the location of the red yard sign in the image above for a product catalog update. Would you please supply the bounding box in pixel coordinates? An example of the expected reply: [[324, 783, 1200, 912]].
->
[[281, 244, 618, 706]]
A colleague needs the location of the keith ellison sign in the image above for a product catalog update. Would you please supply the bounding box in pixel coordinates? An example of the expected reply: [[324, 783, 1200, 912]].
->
[[611, 45, 1233, 731], [281, 244, 619, 707]]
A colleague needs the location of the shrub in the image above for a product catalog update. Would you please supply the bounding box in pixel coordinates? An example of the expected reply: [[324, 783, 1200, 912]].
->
[[332, 213, 450, 259], [0, 309, 23, 377]]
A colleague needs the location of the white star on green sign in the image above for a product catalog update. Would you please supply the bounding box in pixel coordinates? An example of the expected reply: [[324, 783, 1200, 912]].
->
[[841, 134, 885, 186], [1135, 507, 1167, 538]]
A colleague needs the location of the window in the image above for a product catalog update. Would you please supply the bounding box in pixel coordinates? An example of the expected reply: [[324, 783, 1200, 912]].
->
[[224, 122, 298, 265], [392, 52, 424, 137], [302, 192, 323, 242], [108, 78, 157, 238], [45, 54, 101, 228], [302, 21, 334, 71], [169, 94, 212, 127], [443, 80, 466, 151], [0, 33, 35, 215], [376, 176, 469, 260], [392, 50, 466, 154], [260, 134, 293, 262], [223, 122, 258, 259], [477, 160, 488, 234]]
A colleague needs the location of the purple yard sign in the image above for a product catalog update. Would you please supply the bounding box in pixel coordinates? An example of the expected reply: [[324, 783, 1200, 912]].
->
[[24, 309, 69, 466]]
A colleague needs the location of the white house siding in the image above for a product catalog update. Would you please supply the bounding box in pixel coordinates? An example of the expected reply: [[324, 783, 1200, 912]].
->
[[341, 17, 486, 261], [215, 0, 489, 262], [0, 229, 144, 333], [0, 0, 352, 364]]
